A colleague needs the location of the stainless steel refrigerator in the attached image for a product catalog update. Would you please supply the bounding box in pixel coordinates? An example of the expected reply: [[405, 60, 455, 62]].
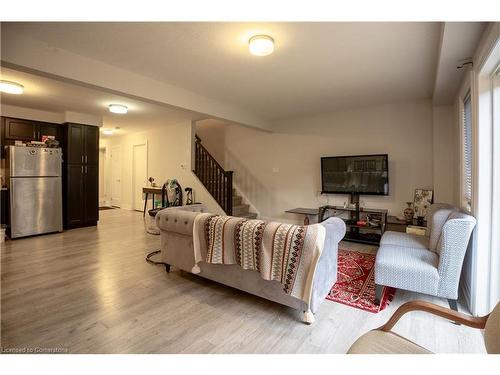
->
[[6, 146, 63, 238]]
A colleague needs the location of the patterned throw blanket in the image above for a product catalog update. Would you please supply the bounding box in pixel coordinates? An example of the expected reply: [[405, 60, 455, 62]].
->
[[192, 214, 326, 305]]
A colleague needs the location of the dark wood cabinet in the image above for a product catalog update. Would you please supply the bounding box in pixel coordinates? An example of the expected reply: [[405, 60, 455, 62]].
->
[[66, 165, 85, 227], [84, 165, 99, 223], [62, 123, 99, 229], [66, 124, 85, 164], [84, 126, 99, 165], [1, 117, 63, 158], [4, 117, 38, 141], [38, 123, 61, 139]]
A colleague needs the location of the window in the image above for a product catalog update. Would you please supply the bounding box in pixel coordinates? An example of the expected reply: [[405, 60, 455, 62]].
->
[[462, 91, 473, 212]]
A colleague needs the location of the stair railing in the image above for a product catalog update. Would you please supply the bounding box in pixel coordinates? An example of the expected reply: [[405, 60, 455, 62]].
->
[[194, 135, 233, 215]]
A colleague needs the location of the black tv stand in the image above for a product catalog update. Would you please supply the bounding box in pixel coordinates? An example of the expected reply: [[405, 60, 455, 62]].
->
[[319, 193, 387, 246]]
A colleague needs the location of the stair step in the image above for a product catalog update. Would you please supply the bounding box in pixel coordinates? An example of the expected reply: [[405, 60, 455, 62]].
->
[[232, 204, 250, 216], [232, 195, 242, 205]]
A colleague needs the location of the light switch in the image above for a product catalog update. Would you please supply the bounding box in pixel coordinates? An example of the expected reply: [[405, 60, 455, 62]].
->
[[272, 167, 279, 173]]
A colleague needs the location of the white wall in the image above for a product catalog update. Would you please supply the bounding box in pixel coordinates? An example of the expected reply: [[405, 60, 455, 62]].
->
[[432, 105, 458, 205], [198, 99, 436, 223], [0, 104, 64, 123], [103, 121, 223, 214]]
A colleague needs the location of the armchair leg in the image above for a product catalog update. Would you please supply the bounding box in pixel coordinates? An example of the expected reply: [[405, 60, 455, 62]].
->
[[375, 284, 383, 306], [448, 299, 461, 325], [448, 299, 458, 311]]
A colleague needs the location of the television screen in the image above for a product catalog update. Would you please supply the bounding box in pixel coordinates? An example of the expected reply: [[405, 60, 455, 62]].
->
[[321, 154, 389, 195]]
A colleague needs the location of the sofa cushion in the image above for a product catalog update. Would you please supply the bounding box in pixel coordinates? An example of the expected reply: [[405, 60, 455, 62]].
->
[[380, 231, 429, 249], [375, 244, 439, 296], [347, 330, 432, 354]]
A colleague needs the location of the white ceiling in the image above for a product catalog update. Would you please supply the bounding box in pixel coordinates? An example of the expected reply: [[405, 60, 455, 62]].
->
[[0, 67, 204, 135], [2, 22, 444, 120]]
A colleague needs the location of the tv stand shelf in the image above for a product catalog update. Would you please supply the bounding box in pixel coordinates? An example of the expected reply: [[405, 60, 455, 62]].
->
[[319, 204, 387, 246]]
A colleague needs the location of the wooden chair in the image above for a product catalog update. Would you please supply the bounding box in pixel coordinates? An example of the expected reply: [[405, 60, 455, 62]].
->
[[347, 300, 500, 354]]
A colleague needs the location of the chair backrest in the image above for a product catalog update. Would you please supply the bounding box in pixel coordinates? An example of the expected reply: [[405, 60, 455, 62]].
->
[[426, 203, 456, 252], [436, 211, 476, 299], [485, 302, 500, 354]]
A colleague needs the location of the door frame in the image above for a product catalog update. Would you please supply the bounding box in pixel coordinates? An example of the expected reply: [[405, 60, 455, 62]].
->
[[98, 146, 108, 207], [110, 145, 122, 208], [132, 141, 148, 212]]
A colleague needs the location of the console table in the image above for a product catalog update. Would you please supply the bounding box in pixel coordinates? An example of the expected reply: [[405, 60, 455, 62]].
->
[[142, 187, 163, 217], [386, 215, 427, 233], [319, 205, 388, 246], [285, 208, 319, 225]]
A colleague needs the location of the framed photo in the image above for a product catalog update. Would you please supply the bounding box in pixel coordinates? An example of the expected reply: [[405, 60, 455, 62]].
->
[[413, 189, 434, 218]]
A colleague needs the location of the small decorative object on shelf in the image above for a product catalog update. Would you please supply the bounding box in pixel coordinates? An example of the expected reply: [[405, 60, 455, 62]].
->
[[148, 177, 156, 187], [416, 216, 425, 226], [413, 188, 433, 219], [403, 202, 415, 224], [185, 187, 193, 205]]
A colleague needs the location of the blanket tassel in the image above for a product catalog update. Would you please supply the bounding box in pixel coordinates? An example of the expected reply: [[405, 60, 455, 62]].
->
[[302, 309, 315, 324]]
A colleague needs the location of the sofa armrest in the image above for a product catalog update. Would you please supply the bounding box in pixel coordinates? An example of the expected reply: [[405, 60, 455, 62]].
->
[[156, 207, 201, 236], [380, 300, 488, 332], [309, 217, 346, 313]]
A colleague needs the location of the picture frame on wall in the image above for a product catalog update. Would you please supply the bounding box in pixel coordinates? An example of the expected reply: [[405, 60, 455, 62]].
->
[[413, 189, 434, 218]]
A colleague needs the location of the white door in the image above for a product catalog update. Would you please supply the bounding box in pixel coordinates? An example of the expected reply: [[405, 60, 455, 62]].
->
[[132, 143, 147, 211], [98, 148, 106, 206], [111, 145, 122, 207]]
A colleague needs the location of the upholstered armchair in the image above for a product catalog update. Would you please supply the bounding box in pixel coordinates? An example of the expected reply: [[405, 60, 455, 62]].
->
[[375, 204, 476, 309], [347, 300, 500, 354]]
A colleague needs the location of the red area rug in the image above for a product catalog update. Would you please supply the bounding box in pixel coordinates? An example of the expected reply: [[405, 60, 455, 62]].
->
[[326, 249, 395, 313]]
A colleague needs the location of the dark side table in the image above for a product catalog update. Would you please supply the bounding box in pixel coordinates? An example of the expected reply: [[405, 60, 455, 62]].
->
[[386, 215, 427, 232]]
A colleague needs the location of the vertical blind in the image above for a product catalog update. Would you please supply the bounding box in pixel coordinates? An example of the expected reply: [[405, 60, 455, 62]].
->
[[463, 92, 473, 211]]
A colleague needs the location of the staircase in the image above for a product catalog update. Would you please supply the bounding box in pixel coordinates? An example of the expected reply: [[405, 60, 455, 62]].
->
[[232, 188, 257, 219], [194, 135, 257, 219]]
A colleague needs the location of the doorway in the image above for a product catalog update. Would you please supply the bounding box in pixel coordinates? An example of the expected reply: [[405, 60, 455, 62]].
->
[[98, 147, 107, 206], [132, 143, 148, 211], [111, 145, 122, 207]]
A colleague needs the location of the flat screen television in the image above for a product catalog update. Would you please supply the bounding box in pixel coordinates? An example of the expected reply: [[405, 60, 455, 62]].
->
[[321, 154, 389, 195]]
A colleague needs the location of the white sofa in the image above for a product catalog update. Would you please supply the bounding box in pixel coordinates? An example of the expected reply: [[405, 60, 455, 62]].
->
[[155, 205, 346, 323]]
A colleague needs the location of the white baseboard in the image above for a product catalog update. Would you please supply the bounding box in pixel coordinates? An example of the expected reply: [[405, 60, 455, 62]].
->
[[120, 204, 132, 210]]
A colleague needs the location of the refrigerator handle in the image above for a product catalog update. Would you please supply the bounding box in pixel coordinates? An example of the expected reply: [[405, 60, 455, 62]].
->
[[81, 165, 84, 174], [81, 155, 84, 163]]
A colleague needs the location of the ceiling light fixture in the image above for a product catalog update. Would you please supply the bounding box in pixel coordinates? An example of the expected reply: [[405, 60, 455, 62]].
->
[[102, 129, 114, 135], [0, 80, 24, 95], [248, 35, 274, 56], [108, 104, 128, 114]]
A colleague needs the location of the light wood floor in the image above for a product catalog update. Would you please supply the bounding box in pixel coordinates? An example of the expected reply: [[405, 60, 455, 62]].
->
[[1, 209, 486, 353]]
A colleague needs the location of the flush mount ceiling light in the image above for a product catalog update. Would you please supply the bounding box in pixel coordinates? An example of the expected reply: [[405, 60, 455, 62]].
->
[[0, 80, 24, 95], [248, 35, 274, 56], [102, 129, 114, 135], [108, 104, 128, 114]]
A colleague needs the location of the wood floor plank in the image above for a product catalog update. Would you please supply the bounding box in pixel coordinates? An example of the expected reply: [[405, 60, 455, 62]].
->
[[0, 209, 486, 353]]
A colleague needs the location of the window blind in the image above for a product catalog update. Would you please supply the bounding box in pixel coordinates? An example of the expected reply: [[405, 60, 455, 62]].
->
[[463, 92, 472, 211]]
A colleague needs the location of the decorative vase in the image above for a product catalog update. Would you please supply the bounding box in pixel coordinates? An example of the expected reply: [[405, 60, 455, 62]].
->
[[403, 202, 414, 224]]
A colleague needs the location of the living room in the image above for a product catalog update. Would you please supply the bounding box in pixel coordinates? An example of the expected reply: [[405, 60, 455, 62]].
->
[[1, 1, 500, 374]]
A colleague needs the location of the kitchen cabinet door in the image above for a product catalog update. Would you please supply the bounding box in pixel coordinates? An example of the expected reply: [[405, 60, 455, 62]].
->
[[84, 126, 99, 165], [66, 124, 85, 164], [84, 164, 99, 224], [4, 118, 37, 141], [65, 164, 85, 228]]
